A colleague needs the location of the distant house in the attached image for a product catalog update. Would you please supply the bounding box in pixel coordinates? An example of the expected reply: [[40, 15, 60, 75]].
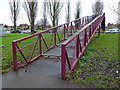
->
[[4, 25, 8, 30], [107, 23, 116, 29], [18, 24, 29, 30], [8, 26, 14, 30]]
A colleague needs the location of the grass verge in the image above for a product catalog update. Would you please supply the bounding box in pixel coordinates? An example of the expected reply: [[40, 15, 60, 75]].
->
[[66, 34, 119, 88]]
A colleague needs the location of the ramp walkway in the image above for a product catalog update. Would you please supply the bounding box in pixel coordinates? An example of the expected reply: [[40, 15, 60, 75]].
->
[[3, 13, 105, 88]]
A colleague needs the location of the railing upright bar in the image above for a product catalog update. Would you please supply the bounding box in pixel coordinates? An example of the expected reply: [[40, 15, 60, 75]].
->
[[93, 23, 95, 34], [39, 34, 42, 56], [89, 25, 91, 39], [101, 16, 106, 31], [85, 17, 87, 25], [12, 42, 18, 70], [54, 29, 57, 45], [79, 19, 81, 30], [61, 45, 66, 79], [98, 25, 100, 37], [64, 25, 66, 40], [84, 29, 87, 46], [76, 35, 80, 58], [70, 22, 73, 35]]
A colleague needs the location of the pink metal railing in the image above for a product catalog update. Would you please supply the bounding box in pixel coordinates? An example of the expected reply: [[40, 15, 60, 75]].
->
[[12, 15, 93, 70], [61, 13, 105, 79]]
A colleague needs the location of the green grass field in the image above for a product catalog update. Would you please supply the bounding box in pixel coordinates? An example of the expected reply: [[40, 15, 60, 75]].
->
[[66, 34, 119, 88]]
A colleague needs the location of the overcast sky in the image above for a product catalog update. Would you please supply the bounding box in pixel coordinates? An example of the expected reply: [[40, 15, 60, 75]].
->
[[0, 0, 119, 26]]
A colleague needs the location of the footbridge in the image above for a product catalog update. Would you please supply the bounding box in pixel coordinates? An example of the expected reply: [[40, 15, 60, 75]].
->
[[12, 13, 105, 79]]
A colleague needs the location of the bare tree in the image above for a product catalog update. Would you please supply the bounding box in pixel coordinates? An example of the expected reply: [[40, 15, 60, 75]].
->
[[109, 7, 120, 15], [36, 18, 50, 30], [23, 0, 38, 34], [42, 2, 49, 29], [75, 0, 81, 19], [117, 1, 120, 24], [109, 6, 120, 24], [47, 0, 63, 27], [9, 0, 20, 33], [109, 1, 120, 27], [66, 0, 70, 23], [92, 0, 104, 15], [36, 2, 50, 30]]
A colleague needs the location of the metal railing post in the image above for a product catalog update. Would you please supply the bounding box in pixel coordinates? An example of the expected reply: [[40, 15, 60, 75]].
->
[[54, 29, 57, 45], [61, 44, 66, 79], [78, 19, 81, 30], [39, 34, 42, 56], [101, 16, 105, 31], [76, 35, 79, 58], [64, 25, 66, 40], [70, 22, 73, 35], [89, 25, 91, 39], [84, 29, 87, 46], [93, 23, 95, 34], [12, 42, 18, 70], [98, 25, 100, 37]]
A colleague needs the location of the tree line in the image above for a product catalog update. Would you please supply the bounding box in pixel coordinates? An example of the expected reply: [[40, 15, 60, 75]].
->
[[9, 0, 104, 34]]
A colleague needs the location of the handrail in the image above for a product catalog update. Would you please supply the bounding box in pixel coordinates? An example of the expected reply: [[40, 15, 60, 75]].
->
[[61, 13, 105, 79]]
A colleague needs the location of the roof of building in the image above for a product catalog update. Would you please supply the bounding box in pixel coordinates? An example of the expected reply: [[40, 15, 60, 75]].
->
[[19, 24, 29, 26]]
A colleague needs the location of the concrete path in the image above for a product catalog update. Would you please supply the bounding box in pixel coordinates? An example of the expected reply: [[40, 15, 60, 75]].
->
[[2, 59, 82, 88]]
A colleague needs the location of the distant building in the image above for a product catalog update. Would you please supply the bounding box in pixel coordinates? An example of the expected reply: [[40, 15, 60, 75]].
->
[[107, 23, 116, 29], [4, 25, 8, 30], [8, 26, 14, 30], [18, 24, 29, 30]]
